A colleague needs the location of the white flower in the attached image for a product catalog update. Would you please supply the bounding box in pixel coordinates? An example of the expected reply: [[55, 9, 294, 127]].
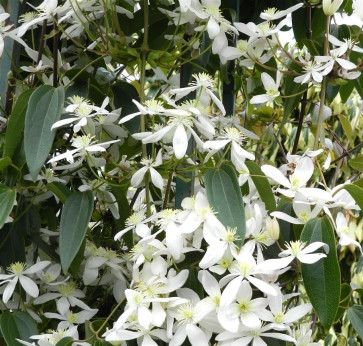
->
[[336, 212, 362, 251], [34, 281, 92, 315], [250, 71, 281, 104], [131, 150, 164, 190], [322, 0, 343, 16], [48, 135, 119, 165], [218, 280, 268, 332], [204, 127, 255, 163], [260, 3, 304, 21], [263, 240, 329, 270], [294, 61, 328, 84], [353, 0, 363, 21], [0, 261, 50, 303]]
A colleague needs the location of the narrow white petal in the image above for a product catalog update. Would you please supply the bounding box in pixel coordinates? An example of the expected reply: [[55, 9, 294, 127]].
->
[[173, 124, 188, 159], [131, 167, 148, 187], [283, 303, 312, 323], [149, 167, 164, 190], [186, 324, 209, 346], [298, 253, 326, 263], [302, 241, 329, 255], [271, 211, 304, 224], [19, 276, 39, 298], [261, 165, 291, 188]]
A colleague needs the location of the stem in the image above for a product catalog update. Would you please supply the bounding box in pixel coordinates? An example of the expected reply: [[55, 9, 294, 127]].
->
[[140, 0, 151, 217], [313, 16, 330, 150], [52, 14, 58, 87], [292, 5, 312, 154], [331, 141, 363, 164], [163, 172, 173, 209]]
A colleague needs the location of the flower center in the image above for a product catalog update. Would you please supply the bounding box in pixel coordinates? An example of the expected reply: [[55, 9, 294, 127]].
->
[[274, 312, 284, 323], [239, 301, 250, 313], [8, 262, 27, 275]]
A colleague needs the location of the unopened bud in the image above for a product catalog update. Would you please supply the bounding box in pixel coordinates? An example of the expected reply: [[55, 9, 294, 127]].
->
[[266, 217, 280, 241], [322, 0, 343, 16]]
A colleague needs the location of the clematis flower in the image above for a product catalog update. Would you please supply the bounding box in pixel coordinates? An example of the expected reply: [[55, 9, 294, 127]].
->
[[131, 150, 164, 190], [336, 212, 362, 251], [263, 240, 329, 270], [260, 3, 304, 21], [250, 71, 281, 104], [0, 261, 50, 304], [353, 0, 363, 21]]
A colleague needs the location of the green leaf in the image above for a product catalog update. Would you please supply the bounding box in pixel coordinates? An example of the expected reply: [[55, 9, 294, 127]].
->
[[300, 217, 341, 330], [245, 161, 276, 213], [55, 337, 74, 346], [338, 114, 354, 147], [0, 184, 16, 229], [335, 283, 352, 322], [204, 164, 246, 247], [344, 184, 363, 210], [60, 191, 93, 272], [348, 154, 363, 171], [46, 182, 73, 204], [0, 311, 38, 346], [4, 89, 34, 159], [0, 156, 12, 170], [347, 306, 363, 339], [340, 81, 354, 103], [24, 85, 65, 180]]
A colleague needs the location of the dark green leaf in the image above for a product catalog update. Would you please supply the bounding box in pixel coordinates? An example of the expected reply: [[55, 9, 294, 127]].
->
[[60, 191, 93, 272], [204, 164, 246, 247], [0, 156, 12, 170], [0, 311, 38, 346], [245, 161, 276, 213], [112, 81, 140, 134], [339, 81, 355, 104], [0, 184, 16, 229], [347, 306, 363, 339], [46, 182, 73, 204], [301, 217, 341, 330], [24, 85, 65, 180], [0, 224, 26, 268], [335, 283, 352, 322], [55, 337, 74, 346], [348, 154, 363, 171], [4, 89, 34, 159], [344, 184, 363, 210]]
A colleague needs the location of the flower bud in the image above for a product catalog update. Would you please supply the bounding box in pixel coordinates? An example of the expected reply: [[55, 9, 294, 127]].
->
[[266, 217, 280, 241], [322, 0, 343, 16]]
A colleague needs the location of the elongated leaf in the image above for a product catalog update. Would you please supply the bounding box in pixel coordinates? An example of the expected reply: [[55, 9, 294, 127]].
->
[[335, 284, 352, 322], [0, 156, 12, 170], [60, 191, 93, 272], [301, 217, 340, 330], [0, 184, 16, 229], [245, 161, 276, 213], [338, 114, 354, 147], [24, 85, 65, 180], [46, 182, 73, 204], [55, 337, 74, 346], [0, 311, 38, 346], [348, 154, 363, 171], [4, 89, 34, 159], [204, 164, 246, 247], [347, 306, 363, 339], [344, 184, 363, 210]]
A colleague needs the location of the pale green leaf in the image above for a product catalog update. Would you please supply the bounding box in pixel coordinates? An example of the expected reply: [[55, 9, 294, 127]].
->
[[338, 114, 354, 147], [348, 154, 363, 171], [301, 217, 341, 330], [60, 191, 93, 272], [204, 164, 246, 247], [24, 85, 65, 180]]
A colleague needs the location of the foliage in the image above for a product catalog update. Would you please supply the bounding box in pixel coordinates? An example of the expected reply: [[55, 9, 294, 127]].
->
[[0, 0, 362, 345]]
